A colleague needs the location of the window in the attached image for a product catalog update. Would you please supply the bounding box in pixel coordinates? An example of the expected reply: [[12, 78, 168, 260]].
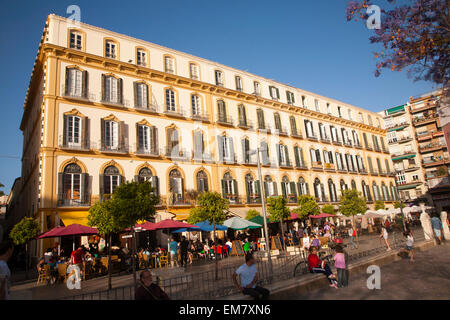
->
[[319, 123, 328, 140], [269, 86, 280, 100], [61, 163, 82, 204], [294, 146, 305, 168], [245, 174, 261, 203], [104, 121, 119, 150], [297, 177, 308, 196], [222, 172, 238, 202], [387, 131, 397, 143], [314, 99, 320, 112], [277, 144, 290, 166], [238, 104, 247, 126], [281, 176, 297, 201], [189, 63, 199, 80], [136, 49, 147, 66], [341, 128, 350, 144], [136, 168, 159, 195], [235, 76, 243, 91], [314, 178, 325, 202], [134, 82, 148, 108], [264, 176, 277, 197], [102, 75, 121, 104], [359, 112, 364, 123], [69, 31, 83, 50], [260, 141, 270, 165], [103, 166, 121, 196], [169, 169, 184, 204], [274, 113, 282, 130], [328, 179, 337, 202], [330, 126, 339, 142], [372, 182, 380, 201], [164, 56, 175, 73], [105, 40, 117, 58], [286, 91, 295, 105], [348, 109, 353, 121], [396, 171, 406, 185], [66, 68, 85, 97], [368, 115, 373, 126], [217, 100, 227, 122], [193, 130, 205, 160], [352, 130, 361, 146], [196, 171, 209, 193], [290, 116, 299, 136], [215, 70, 223, 86], [326, 103, 331, 115], [165, 89, 176, 111], [337, 106, 342, 118], [253, 81, 261, 96], [166, 127, 179, 155], [137, 125, 157, 154], [218, 135, 234, 163], [257, 109, 265, 129], [65, 115, 82, 147], [304, 120, 315, 138], [191, 95, 201, 116]]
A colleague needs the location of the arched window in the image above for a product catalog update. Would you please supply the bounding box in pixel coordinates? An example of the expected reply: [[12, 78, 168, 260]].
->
[[222, 172, 237, 203], [297, 177, 309, 196], [274, 112, 282, 131], [138, 167, 152, 182], [290, 116, 298, 136], [245, 174, 261, 203], [372, 182, 380, 201], [169, 169, 184, 204], [314, 178, 325, 202], [264, 175, 277, 197], [281, 176, 297, 201], [340, 179, 348, 193], [351, 180, 357, 190], [102, 166, 121, 197], [217, 100, 227, 122], [328, 179, 337, 202], [362, 181, 372, 201], [61, 163, 82, 205], [196, 170, 209, 193], [257, 109, 265, 130]]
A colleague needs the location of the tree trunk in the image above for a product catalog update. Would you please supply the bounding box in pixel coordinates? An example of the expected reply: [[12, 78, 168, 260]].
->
[[353, 215, 360, 251], [280, 218, 285, 250], [132, 227, 137, 288], [213, 217, 218, 281], [25, 243, 29, 280], [107, 234, 112, 290]]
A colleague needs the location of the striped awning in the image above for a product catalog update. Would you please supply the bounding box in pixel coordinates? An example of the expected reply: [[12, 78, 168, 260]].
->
[[397, 183, 421, 190], [392, 154, 416, 161], [386, 105, 406, 115], [388, 126, 406, 132]]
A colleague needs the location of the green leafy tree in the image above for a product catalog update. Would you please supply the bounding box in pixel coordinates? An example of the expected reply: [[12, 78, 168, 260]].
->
[[9, 217, 40, 278], [88, 181, 159, 288], [187, 191, 228, 280], [339, 189, 367, 246], [292, 195, 320, 221], [0, 182, 5, 197], [374, 200, 386, 210], [394, 201, 406, 209], [321, 204, 335, 215], [245, 209, 261, 220], [267, 196, 290, 249]]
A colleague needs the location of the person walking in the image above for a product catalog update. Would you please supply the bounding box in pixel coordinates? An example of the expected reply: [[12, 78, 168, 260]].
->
[[0, 241, 13, 300], [233, 253, 270, 300], [380, 226, 391, 251], [401, 230, 415, 262], [179, 236, 189, 267], [333, 245, 348, 287], [135, 269, 170, 300], [430, 213, 443, 244], [348, 226, 357, 249]]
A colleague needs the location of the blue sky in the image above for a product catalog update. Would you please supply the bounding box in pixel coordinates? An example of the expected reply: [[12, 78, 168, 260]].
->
[[0, 0, 437, 191]]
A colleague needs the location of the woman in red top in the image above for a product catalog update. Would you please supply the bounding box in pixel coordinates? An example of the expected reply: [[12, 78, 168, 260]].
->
[[307, 247, 338, 288]]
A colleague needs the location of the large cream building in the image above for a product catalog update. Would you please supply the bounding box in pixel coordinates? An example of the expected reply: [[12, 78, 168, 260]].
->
[[18, 15, 396, 255]]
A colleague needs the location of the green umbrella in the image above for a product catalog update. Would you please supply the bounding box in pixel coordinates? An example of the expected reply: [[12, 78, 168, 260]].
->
[[249, 215, 269, 226], [224, 217, 262, 230]]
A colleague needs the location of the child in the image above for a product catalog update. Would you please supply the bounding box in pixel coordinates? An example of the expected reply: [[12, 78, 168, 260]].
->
[[401, 230, 415, 262], [333, 245, 348, 287]]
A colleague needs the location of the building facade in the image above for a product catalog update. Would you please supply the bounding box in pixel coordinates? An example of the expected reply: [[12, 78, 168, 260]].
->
[[18, 15, 396, 256]]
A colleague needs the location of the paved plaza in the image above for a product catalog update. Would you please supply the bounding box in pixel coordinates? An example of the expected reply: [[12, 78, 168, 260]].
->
[[290, 244, 450, 300]]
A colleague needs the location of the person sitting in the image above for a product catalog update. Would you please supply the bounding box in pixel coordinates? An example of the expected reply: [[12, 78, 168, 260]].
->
[[135, 269, 170, 300], [308, 247, 338, 288], [233, 253, 270, 300], [311, 235, 321, 249]]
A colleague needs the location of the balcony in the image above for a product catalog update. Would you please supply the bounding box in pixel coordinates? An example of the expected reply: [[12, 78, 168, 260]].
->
[[166, 196, 193, 207], [391, 150, 415, 158], [164, 107, 186, 118], [192, 151, 213, 163], [306, 134, 318, 141], [100, 97, 130, 108], [135, 103, 159, 114], [410, 101, 437, 114], [295, 163, 308, 170], [224, 194, 240, 204], [278, 161, 293, 169], [385, 121, 409, 130], [311, 161, 323, 170], [57, 193, 91, 207], [257, 124, 272, 134], [290, 130, 303, 139], [134, 145, 161, 158], [343, 139, 353, 147], [165, 147, 191, 161], [247, 194, 262, 204], [337, 167, 348, 173], [419, 142, 447, 154], [217, 115, 234, 127], [274, 126, 289, 136], [191, 111, 210, 122], [331, 138, 342, 146], [364, 143, 373, 151], [287, 194, 298, 204], [354, 142, 363, 149], [242, 156, 257, 166], [358, 168, 368, 174], [413, 114, 438, 127], [324, 163, 335, 172], [100, 143, 129, 154], [61, 86, 96, 102], [237, 119, 254, 130], [422, 155, 450, 167], [428, 176, 450, 189], [58, 135, 92, 151], [382, 147, 389, 153], [320, 137, 331, 144]]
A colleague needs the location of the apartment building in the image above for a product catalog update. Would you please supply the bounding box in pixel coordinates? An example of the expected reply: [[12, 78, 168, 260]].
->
[[17, 15, 396, 255]]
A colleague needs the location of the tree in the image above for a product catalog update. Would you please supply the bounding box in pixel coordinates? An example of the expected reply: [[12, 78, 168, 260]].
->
[[187, 191, 228, 280], [374, 200, 386, 210], [88, 181, 159, 288], [292, 195, 320, 221], [322, 204, 336, 215], [0, 182, 5, 197], [339, 189, 367, 247], [394, 201, 406, 209], [9, 217, 40, 279], [245, 209, 261, 220], [346, 0, 449, 97], [267, 196, 290, 249]]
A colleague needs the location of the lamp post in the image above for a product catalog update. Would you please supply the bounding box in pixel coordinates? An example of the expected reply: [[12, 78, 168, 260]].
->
[[249, 147, 273, 278], [393, 169, 407, 232]]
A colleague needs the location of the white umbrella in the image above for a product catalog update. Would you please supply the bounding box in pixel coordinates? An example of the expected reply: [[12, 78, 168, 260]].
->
[[223, 217, 262, 230]]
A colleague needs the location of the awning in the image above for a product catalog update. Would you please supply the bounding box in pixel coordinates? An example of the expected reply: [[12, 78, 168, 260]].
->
[[388, 126, 406, 132], [57, 210, 90, 227], [392, 154, 416, 161], [397, 183, 421, 190], [386, 105, 405, 115]]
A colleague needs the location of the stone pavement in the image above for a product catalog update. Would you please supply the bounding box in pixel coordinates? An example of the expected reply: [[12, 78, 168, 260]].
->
[[289, 243, 450, 300]]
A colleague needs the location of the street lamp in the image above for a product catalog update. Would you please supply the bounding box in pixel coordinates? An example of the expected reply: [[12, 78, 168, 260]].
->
[[249, 147, 273, 278], [393, 169, 407, 231]]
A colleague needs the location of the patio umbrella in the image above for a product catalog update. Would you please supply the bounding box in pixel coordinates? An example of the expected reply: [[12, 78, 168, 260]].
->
[[37, 224, 98, 251], [126, 221, 156, 232], [309, 213, 336, 219], [223, 216, 262, 230], [152, 219, 200, 251], [249, 215, 269, 226], [172, 220, 228, 233]]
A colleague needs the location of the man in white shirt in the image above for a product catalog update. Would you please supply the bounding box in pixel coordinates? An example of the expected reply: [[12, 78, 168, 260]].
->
[[0, 241, 14, 300], [233, 253, 269, 300]]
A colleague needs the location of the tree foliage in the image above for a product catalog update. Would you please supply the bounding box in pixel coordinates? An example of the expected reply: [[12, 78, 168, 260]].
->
[[374, 200, 386, 210], [0, 182, 5, 196], [187, 192, 229, 225], [292, 195, 320, 220], [394, 201, 406, 209], [339, 189, 367, 217], [10, 217, 40, 245], [245, 209, 261, 220], [346, 0, 449, 92], [267, 196, 290, 222], [321, 204, 336, 215]]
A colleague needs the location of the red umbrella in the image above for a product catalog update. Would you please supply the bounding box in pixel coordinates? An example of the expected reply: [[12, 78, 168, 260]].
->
[[37, 224, 98, 252], [289, 212, 299, 220], [125, 222, 156, 232], [36, 226, 65, 239], [310, 213, 336, 219], [152, 219, 199, 230]]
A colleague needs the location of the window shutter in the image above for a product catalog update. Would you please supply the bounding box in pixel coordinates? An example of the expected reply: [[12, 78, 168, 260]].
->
[[151, 176, 160, 196], [119, 121, 126, 150], [232, 179, 238, 196], [99, 174, 105, 201], [221, 179, 226, 197], [101, 74, 106, 101], [134, 82, 138, 107], [65, 68, 70, 95], [284, 146, 290, 166], [81, 173, 89, 203], [269, 86, 273, 98], [228, 137, 235, 163], [194, 131, 202, 160], [81, 117, 89, 149], [276, 88, 280, 99], [255, 180, 261, 199], [82, 70, 88, 98], [264, 181, 269, 198], [245, 180, 251, 202], [276, 144, 281, 165], [57, 172, 64, 204], [281, 182, 287, 198], [273, 182, 278, 196], [316, 150, 321, 163], [134, 175, 139, 182], [151, 126, 158, 153], [118, 78, 123, 104], [297, 182, 302, 196], [294, 146, 300, 167], [217, 135, 224, 162], [290, 182, 297, 197], [100, 119, 105, 150], [241, 139, 247, 163], [62, 115, 68, 147]]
